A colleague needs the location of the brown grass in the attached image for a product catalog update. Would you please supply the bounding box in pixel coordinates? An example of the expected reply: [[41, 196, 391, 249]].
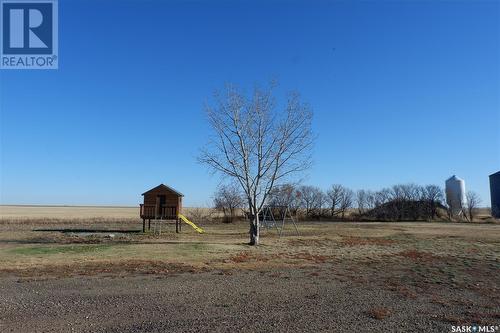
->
[[1, 209, 500, 331], [1, 209, 499, 308], [0, 217, 139, 226], [398, 249, 437, 261], [0, 260, 207, 278], [367, 307, 391, 320], [0, 205, 223, 220], [228, 252, 271, 263], [229, 252, 251, 263], [287, 238, 333, 247], [287, 252, 329, 263], [342, 236, 396, 246], [430, 296, 451, 307]]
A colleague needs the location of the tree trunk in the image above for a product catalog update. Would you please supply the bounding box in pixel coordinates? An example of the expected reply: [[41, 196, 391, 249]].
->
[[249, 214, 260, 245]]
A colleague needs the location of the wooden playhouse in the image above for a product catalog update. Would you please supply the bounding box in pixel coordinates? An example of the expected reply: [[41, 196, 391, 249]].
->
[[139, 184, 183, 232]]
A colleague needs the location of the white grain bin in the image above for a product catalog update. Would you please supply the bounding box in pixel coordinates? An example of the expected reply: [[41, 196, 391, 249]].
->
[[445, 175, 466, 215]]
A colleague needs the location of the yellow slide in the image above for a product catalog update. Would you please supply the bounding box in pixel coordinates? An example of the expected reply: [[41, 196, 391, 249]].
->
[[178, 214, 205, 233]]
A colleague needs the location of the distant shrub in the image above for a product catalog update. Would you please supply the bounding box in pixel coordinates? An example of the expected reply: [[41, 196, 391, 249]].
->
[[362, 199, 448, 221]]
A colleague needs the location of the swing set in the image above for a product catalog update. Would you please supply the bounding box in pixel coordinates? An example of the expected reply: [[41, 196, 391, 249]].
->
[[259, 205, 299, 237]]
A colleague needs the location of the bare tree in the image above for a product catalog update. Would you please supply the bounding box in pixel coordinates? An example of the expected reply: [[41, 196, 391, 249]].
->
[[392, 184, 420, 201], [365, 190, 377, 211], [465, 191, 481, 222], [356, 189, 377, 215], [339, 188, 354, 219], [313, 188, 327, 217], [186, 206, 215, 223], [267, 184, 299, 209], [391, 184, 421, 220], [374, 188, 392, 207], [297, 185, 323, 217], [199, 84, 314, 245], [326, 184, 344, 216], [422, 185, 444, 220], [267, 183, 301, 218], [213, 184, 245, 223], [356, 189, 368, 215]]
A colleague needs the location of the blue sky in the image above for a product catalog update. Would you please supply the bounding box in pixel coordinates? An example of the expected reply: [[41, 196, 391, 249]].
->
[[1, 0, 499, 207]]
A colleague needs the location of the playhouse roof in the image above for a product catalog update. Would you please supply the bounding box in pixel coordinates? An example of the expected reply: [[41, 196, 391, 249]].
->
[[141, 184, 184, 197]]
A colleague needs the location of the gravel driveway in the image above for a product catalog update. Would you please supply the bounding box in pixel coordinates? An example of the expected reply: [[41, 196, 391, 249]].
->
[[0, 269, 487, 333]]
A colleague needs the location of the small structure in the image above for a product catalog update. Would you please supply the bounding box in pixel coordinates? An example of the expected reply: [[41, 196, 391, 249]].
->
[[140, 184, 183, 233], [490, 171, 500, 218], [445, 175, 466, 216], [259, 206, 299, 237]]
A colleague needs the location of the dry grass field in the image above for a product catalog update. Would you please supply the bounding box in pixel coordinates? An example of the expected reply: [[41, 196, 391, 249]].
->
[[0, 206, 499, 332], [0, 205, 139, 219]]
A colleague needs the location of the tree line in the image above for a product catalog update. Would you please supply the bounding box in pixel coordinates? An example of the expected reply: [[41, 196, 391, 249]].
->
[[213, 183, 482, 222]]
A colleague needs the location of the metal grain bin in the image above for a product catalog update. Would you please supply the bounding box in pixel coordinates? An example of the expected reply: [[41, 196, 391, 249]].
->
[[445, 175, 466, 216], [490, 171, 500, 218]]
